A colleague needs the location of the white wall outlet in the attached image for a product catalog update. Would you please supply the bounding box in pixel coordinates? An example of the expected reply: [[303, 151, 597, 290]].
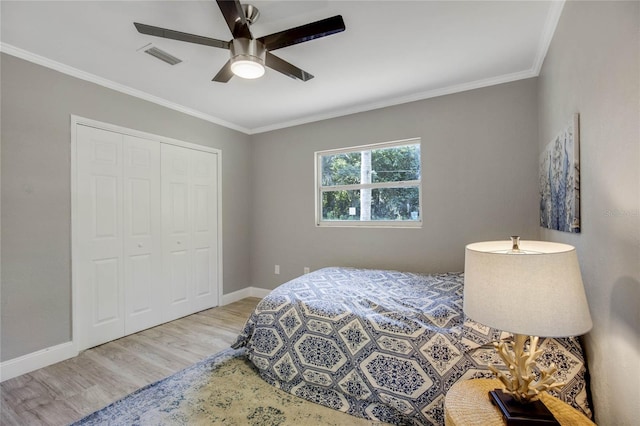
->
[[275, 264, 280, 275], [303, 267, 310, 274]]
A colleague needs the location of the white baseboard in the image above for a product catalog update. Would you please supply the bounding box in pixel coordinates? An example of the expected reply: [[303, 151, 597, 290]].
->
[[1, 288, 270, 382], [222, 286, 271, 305], [0, 341, 78, 382], [249, 287, 271, 299]]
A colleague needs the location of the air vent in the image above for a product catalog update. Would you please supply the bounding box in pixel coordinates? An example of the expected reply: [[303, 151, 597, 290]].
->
[[138, 43, 183, 66]]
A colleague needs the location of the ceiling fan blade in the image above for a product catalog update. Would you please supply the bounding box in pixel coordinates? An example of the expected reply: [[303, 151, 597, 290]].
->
[[134, 22, 230, 49], [212, 60, 234, 83], [266, 52, 314, 81], [216, 0, 252, 39], [258, 15, 345, 51]]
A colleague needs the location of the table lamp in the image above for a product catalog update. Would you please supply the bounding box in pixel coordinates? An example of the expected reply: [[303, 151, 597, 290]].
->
[[463, 237, 592, 425]]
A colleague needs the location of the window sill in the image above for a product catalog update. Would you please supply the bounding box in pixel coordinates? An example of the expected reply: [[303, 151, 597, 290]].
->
[[316, 220, 422, 229]]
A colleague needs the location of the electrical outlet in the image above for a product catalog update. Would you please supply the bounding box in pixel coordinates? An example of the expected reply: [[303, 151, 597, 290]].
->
[[303, 267, 310, 274], [275, 264, 280, 275]]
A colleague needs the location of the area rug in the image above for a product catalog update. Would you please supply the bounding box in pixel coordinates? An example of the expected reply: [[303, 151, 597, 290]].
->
[[73, 347, 386, 425]]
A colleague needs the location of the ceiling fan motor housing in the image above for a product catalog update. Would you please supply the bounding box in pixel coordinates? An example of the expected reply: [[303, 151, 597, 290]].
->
[[231, 38, 266, 63]]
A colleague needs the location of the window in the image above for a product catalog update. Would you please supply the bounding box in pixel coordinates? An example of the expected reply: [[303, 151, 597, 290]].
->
[[316, 138, 422, 227]]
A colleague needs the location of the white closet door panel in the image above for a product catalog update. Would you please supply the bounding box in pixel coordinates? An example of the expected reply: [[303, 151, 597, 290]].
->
[[161, 144, 193, 321], [129, 179, 151, 235], [123, 135, 162, 334], [76, 125, 125, 349], [93, 176, 119, 239], [128, 254, 153, 312], [92, 258, 120, 323], [190, 150, 219, 311], [194, 247, 212, 296], [192, 184, 210, 232], [169, 182, 189, 234], [169, 250, 189, 302]]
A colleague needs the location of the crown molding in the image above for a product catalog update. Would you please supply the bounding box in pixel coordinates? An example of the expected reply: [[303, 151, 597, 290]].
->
[[250, 68, 537, 134], [0, 42, 251, 134], [532, 0, 565, 75]]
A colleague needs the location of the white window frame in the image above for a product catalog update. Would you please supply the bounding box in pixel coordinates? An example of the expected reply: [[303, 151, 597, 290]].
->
[[315, 137, 422, 228]]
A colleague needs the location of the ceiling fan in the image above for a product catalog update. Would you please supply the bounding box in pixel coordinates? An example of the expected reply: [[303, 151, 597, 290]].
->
[[134, 0, 345, 82]]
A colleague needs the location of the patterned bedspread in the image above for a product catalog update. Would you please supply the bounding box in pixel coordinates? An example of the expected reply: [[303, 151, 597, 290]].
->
[[232, 267, 591, 425]]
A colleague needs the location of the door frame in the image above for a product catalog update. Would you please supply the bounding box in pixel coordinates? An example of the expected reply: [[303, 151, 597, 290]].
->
[[70, 115, 223, 351]]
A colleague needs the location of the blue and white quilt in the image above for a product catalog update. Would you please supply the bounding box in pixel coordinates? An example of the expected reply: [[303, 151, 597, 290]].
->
[[233, 267, 591, 425]]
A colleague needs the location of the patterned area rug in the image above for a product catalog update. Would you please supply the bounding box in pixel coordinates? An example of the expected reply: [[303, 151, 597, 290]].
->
[[73, 347, 387, 425]]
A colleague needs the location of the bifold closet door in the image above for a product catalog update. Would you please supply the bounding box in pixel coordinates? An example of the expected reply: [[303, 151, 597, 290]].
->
[[122, 135, 162, 335], [162, 144, 219, 322], [190, 149, 219, 313], [76, 125, 162, 349], [76, 126, 125, 349]]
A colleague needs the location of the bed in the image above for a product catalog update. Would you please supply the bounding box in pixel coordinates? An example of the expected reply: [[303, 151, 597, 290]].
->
[[232, 267, 592, 425]]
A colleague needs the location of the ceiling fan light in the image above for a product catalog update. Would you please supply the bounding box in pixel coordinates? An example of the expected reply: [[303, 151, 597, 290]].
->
[[230, 38, 266, 79], [231, 57, 265, 79]]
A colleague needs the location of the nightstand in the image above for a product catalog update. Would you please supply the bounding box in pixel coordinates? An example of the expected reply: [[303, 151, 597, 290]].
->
[[444, 379, 596, 426]]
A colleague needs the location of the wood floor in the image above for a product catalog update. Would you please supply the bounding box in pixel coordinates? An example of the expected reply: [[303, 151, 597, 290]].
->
[[0, 297, 260, 426]]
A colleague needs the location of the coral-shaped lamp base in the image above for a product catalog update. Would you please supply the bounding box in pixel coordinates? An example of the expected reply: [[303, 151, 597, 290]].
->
[[490, 334, 565, 403]]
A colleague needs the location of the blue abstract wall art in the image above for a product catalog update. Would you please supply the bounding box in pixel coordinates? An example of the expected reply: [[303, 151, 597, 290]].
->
[[539, 114, 580, 233]]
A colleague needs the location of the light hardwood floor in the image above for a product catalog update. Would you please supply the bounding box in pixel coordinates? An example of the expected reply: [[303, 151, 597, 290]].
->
[[0, 297, 260, 426]]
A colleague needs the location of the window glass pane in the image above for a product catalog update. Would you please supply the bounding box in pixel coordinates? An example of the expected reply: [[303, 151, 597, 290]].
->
[[370, 187, 420, 220], [322, 187, 420, 221], [321, 152, 361, 186], [371, 144, 421, 183], [322, 190, 360, 220]]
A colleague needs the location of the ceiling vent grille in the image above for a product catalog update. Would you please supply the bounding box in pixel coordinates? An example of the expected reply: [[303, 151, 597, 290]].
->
[[140, 44, 183, 66]]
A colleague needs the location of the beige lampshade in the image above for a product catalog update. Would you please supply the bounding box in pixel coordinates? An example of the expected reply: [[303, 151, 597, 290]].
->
[[463, 240, 592, 337]]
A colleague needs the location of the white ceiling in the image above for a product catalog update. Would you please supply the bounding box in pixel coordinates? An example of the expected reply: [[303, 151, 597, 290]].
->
[[1, 1, 563, 134]]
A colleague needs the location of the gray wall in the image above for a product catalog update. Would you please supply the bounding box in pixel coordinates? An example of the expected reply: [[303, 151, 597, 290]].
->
[[250, 78, 540, 289], [538, 2, 639, 425], [0, 53, 252, 361]]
